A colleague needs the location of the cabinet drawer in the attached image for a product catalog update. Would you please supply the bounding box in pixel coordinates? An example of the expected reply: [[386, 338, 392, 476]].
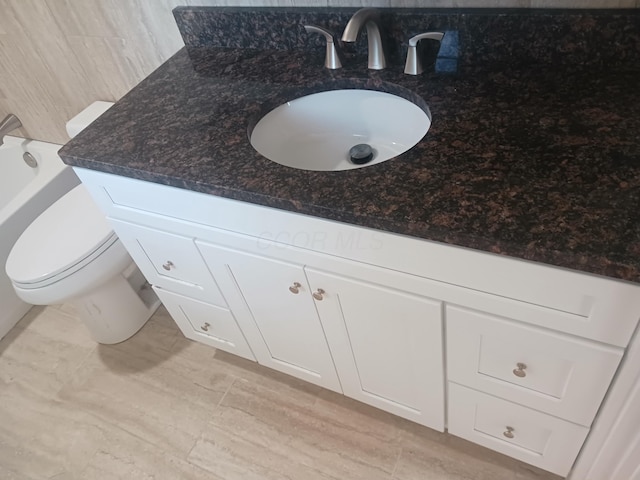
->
[[109, 219, 226, 307], [448, 383, 588, 477], [153, 287, 254, 361], [447, 306, 622, 426], [446, 306, 622, 426]]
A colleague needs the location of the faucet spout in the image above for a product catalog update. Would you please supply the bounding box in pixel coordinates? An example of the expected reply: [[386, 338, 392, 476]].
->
[[0, 114, 22, 146], [341, 8, 386, 70]]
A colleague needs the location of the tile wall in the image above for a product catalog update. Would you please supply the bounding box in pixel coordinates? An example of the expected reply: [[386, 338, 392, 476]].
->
[[0, 0, 637, 144]]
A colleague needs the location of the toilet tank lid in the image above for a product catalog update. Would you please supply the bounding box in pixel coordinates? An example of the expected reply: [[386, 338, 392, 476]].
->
[[6, 184, 116, 286], [66, 101, 114, 139]]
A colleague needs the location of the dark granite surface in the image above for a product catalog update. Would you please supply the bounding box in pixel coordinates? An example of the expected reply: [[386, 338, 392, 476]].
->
[[59, 8, 640, 283], [175, 7, 640, 68]]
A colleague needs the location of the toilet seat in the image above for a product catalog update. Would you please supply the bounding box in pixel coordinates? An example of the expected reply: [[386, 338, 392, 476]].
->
[[6, 184, 118, 288]]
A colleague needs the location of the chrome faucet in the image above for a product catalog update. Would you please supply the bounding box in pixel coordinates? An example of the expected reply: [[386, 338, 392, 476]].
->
[[404, 32, 445, 75], [304, 25, 342, 69], [341, 8, 386, 70], [0, 114, 22, 146]]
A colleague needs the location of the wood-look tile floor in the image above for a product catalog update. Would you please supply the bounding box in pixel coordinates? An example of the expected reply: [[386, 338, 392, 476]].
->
[[0, 304, 561, 480]]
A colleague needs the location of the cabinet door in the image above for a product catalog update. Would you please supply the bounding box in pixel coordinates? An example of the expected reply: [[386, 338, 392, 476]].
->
[[306, 268, 445, 431], [196, 241, 342, 393]]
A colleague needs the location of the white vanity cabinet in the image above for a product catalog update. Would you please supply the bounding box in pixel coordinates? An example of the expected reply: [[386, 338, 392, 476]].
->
[[74, 167, 640, 477]]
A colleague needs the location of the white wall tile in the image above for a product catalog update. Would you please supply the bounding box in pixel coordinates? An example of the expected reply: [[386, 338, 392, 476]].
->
[[66, 36, 145, 102], [0, 0, 185, 143], [3, 0, 94, 107]]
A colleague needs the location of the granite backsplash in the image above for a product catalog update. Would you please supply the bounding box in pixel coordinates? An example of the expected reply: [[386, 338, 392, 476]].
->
[[173, 6, 640, 69]]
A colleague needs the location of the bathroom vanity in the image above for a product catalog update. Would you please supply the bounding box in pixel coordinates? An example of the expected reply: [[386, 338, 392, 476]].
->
[[75, 166, 639, 477], [59, 7, 640, 478]]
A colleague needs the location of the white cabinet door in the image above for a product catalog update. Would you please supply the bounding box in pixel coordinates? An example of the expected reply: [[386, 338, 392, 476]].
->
[[196, 241, 342, 393], [305, 268, 445, 431]]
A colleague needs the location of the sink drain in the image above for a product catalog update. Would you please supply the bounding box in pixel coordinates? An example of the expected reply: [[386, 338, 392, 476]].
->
[[349, 144, 374, 165]]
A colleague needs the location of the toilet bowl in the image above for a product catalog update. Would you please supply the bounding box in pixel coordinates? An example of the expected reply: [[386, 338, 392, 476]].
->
[[6, 183, 159, 344], [4, 101, 159, 344]]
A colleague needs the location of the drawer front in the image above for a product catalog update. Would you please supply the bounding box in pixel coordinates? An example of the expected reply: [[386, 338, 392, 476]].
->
[[448, 383, 588, 477], [154, 287, 255, 361], [109, 219, 226, 307], [446, 306, 622, 426]]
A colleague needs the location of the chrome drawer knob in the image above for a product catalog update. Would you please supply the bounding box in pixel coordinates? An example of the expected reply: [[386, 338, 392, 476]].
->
[[289, 282, 302, 294], [312, 288, 325, 301], [513, 362, 527, 378], [200, 322, 210, 332], [162, 261, 174, 271], [503, 426, 515, 439]]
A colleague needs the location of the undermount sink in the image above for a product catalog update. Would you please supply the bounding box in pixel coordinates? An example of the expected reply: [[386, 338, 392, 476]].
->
[[250, 89, 431, 171]]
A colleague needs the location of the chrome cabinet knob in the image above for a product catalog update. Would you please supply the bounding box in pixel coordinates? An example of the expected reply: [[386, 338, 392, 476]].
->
[[162, 261, 174, 271], [503, 426, 515, 439], [312, 288, 326, 301], [289, 282, 302, 294], [513, 362, 527, 378], [200, 322, 210, 332]]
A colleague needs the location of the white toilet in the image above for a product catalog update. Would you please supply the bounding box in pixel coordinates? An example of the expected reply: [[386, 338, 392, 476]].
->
[[5, 102, 159, 344]]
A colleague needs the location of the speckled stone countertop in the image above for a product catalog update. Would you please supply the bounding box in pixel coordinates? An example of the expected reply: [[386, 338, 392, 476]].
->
[[59, 8, 640, 282]]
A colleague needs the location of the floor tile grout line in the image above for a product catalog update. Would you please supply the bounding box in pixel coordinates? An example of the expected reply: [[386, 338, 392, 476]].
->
[[390, 447, 403, 479], [190, 370, 238, 458], [215, 375, 237, 409], [185, 430, 202, 461]]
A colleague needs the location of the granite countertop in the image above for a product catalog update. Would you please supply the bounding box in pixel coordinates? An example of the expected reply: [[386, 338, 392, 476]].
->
[[59, 11, 640, 283]]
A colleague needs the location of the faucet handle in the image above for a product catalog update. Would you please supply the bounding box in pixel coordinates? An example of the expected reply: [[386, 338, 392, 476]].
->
[[404, 32, 445, 75], [304, 25, 342, 70]]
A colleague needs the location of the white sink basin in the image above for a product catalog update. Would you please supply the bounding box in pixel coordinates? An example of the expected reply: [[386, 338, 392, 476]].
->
[[250, 89, 431, 171]]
